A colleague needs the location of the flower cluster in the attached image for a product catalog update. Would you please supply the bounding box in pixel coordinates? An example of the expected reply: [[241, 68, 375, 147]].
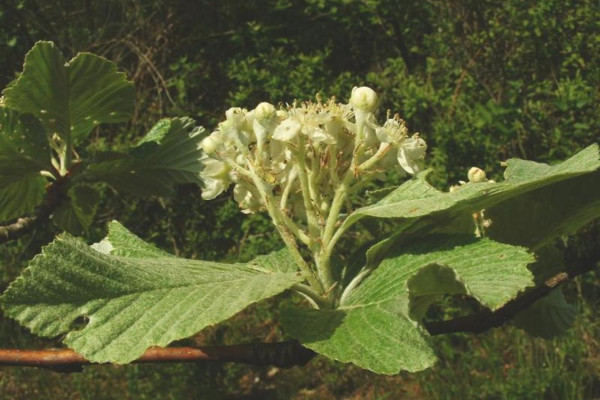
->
[[199, 87, 427, 218]]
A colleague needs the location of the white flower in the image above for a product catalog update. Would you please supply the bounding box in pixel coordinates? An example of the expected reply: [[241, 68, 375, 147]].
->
[[199, 86, 428, 221], [251, 102, 279, 149], [397, 136, 427, 174], [199, 155, 232, 200], [200, 131, 224, 154], [376, 118, 408, 144], [233, 183, 262, 214], [273, 118, 302, 142], [254, 102, 277, 121], [225, 107, 246, 124]]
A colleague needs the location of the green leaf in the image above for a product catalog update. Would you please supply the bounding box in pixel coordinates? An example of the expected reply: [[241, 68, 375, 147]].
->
[[342, 145, 600, 240], [504, 245, 576, 338], [82, 118, 206, 196], [283, 235, 534, 374], [247, 248, 299, 273], [282, 305, 436, 374], [512, 289, 576, 339], [92, 220, 174, 258], [0, 107, 52, 173], [354, 145, 600, 268], [0, 175, 46, 222], [1, 231, 302, 364], [3, 41, 133, 144], [482, 169, 599, 338], [486, 170, 600, 251], [0, 108, 51, 221], [52, 185, 100, 235]]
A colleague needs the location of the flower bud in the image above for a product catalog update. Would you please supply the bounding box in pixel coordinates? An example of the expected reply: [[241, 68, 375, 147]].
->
[[200, 133, 221, 154], [225, 107, 245, 122], [350, 86, 378, 112], [254, 102, 277, 121], [468, 167, 487, 183]]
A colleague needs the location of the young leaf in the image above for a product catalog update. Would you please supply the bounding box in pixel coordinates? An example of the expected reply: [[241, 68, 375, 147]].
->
[[2, 41, 134, 144], [283, 235, 534, 374], [51, 185, 100, 235], [82, 118, 206, 196], [0, 108, 52, 173], [1, 231, 302, 364]]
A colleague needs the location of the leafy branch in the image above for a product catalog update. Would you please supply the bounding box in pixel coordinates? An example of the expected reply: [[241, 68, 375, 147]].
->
[[0, 41, 207, 237], [0, 255, 594, 372], [1, 42, 599, 376]]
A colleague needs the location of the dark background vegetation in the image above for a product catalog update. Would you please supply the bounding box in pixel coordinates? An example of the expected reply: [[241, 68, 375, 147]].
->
[[1, 0, 599, 398]]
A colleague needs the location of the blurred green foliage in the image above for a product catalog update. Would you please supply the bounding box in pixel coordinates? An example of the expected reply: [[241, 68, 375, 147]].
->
[[1, 0, 599, 398]]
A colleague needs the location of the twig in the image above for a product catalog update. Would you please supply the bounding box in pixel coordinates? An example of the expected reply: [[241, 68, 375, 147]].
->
[[0, 341, 315, 372]]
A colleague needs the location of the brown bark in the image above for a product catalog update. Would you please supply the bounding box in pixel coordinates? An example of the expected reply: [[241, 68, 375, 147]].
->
[[0, 341, 315, 372]]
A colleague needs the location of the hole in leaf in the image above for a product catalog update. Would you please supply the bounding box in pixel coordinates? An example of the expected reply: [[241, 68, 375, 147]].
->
[[69, 315, 90, 331]]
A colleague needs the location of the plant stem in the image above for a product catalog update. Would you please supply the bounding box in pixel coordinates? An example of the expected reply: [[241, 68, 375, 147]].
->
[[279, 166, 298, 210], [246, 163, 325, 298], [292, 283, 330, 309], [295, 137, 321, 245]]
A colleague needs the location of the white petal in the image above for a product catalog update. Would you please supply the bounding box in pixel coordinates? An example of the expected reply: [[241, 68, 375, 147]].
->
[[375, 127, 391, 143], [201, 177, 228, 200], [309, 127, 335, 144], [273, 119, 302, 142], [253, 118, 267, 143], [397, 138, 427, 174]]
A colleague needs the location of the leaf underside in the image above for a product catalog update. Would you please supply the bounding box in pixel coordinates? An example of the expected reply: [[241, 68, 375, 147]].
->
[[343, 144, 600, 242], [283, 235, 534, 374], [1, 222, 302, 364]]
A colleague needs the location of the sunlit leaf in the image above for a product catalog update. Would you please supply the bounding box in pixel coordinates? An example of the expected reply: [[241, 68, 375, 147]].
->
[[3, 41, 133, 144], [356, 145, 600, 266], [1, 224, 302, 364], [283, 235, 534, 374]]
